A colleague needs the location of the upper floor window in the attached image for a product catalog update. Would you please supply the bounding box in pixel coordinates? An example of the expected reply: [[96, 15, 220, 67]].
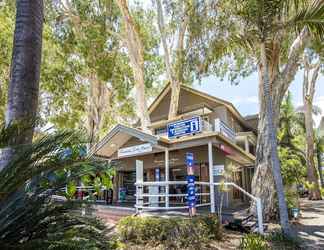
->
[[154, 127, 167, 135]]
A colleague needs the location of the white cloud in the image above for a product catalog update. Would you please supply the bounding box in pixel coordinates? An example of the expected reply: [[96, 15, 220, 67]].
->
[[314, 96, 324, 127], [232, 96, 259, 105]]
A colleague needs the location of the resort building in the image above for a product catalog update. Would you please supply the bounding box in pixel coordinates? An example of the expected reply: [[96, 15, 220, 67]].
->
[[90, 83, 258, 213]]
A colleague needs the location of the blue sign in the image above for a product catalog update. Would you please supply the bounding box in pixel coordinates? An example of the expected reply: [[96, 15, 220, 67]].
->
[[187, 175, 196, 208], [167, 116, 201, 139], [186, 152, 194, 167], [155, 168, 160, 181]]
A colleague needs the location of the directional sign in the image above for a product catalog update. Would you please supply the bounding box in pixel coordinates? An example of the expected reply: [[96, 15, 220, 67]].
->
[[167, 116, 201, 139]]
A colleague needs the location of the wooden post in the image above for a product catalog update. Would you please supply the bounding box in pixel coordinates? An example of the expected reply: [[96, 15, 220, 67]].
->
[[208, 141, 215, 213]]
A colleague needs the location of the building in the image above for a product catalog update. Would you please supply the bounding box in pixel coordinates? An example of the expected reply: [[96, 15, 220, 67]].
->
[[90, 83, 258, 213]]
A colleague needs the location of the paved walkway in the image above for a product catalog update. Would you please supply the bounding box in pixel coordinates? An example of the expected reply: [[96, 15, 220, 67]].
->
[[293, 199, 324, 249]]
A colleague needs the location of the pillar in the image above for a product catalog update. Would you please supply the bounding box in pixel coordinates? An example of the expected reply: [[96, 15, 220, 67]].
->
[[245, 137, 249, 153], [208, 141, 215, 213]]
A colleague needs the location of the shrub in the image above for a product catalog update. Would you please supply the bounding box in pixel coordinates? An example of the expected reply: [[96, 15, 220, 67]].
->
[[239, 233, 269, 250], [117, 214, 221, 249], [267, 231, 301, 250]]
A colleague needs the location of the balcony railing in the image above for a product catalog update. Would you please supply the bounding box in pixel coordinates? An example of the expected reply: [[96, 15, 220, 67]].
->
[[155, 117, 236, 143], [214, 119, 236, 142]]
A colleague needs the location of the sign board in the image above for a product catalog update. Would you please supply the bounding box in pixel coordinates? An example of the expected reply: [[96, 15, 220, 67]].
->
[[118, 143, 152, 157], [213, 165, 225, 176], [185, 152, 194, 167], [187, 175, 196, 208], [186, 153, 196, 212], [167, 116, 201, 139]]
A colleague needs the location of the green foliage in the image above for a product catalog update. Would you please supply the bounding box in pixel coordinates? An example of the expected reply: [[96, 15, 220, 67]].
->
[[117, 214, 222, 249], [278, 92, 307, 185], [267, 231, 301, 250], [240, 231, 301, 250], [240, 233, 269, 250], [0, 124, 113, 249]]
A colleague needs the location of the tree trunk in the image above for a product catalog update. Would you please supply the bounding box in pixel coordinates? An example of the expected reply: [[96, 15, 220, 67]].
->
[[251, 27, 309, 223], [303, 58, 321, 200], [156, 0, 187, 120], [116, 0, 151, 133], [253, 42, 291, 236], [317, 147, 324, 188], [0, 0, 44, 170], [87, 74, 111, 145]]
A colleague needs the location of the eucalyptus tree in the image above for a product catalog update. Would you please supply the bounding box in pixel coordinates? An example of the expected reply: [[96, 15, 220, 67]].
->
[[187, 0, 324, 234], [155, 0, 189, 119], [302, 52, 322, 199], [49, 0, 163, 138], [0, 0, 44, 170]]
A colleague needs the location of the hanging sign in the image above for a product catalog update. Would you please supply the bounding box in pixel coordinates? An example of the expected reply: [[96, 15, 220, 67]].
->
[[167, 116, 201, 139], [118, 143, 152, 157]]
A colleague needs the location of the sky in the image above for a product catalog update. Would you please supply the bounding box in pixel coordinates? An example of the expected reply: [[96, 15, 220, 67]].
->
[[194, 71, 324, 127]]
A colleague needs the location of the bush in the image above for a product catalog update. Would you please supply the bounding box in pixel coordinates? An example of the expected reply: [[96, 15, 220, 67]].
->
[[117, 214, 222, 249], [240, 231, 301, 250], [239, 234, 269, 250], [267, 231, 301, 250]]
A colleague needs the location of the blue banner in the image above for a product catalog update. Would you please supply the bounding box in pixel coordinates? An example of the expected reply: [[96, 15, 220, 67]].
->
[[187, 175, 196, 208], [167, 116, 201, 139]]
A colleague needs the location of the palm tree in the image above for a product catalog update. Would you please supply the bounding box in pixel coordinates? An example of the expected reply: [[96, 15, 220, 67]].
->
[[0, 124, 112, 249], [0, 0, 44, 170]]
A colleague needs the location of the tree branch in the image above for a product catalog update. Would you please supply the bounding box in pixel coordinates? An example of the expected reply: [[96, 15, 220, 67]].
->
[[278, 27, 309, 94], [156, 0, 174, 82]]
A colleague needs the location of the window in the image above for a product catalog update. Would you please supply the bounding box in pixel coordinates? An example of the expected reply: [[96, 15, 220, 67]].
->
[[154, 127, 167, 135]]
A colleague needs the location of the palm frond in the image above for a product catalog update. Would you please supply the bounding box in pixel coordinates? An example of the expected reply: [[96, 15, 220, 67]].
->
[[0, 124, 113, 249], [287, 0, 324, 40]]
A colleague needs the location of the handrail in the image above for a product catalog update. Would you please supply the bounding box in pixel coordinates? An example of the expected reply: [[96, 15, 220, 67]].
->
[[135, 181, 210, 186]]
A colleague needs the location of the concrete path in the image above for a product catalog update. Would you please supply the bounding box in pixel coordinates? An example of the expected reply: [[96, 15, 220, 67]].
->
[[293, 199, 324, 250]]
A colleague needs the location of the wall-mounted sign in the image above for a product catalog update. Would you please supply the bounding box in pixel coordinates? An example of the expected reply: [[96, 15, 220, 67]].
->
[[118, 143, 152, 157], [213, 165, 225, 176], [167, 116, 201, 139]]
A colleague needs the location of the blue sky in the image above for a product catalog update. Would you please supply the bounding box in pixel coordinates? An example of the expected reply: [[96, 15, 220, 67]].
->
[[194, 71, 324, 126]]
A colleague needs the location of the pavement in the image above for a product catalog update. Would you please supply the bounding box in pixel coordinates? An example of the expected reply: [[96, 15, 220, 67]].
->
[[293, 198, 324, 250]]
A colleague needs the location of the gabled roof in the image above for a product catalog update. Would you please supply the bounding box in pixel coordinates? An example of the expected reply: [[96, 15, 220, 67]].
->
[[88, 124, 164, 158], [148, 83, 255, 131]]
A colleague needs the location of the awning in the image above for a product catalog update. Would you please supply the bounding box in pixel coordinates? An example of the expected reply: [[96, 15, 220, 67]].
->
[[88, 124, 166, 158]]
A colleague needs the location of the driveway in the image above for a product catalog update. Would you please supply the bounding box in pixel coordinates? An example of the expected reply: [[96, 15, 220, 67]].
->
[[293, 199, 324, 249]]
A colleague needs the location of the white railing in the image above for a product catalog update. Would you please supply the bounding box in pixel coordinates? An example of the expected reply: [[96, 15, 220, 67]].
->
[[135, 181, 211, 210], [214, 119, 236, 142], [135, 181, 263, 234], [214, 182, 263, 234]]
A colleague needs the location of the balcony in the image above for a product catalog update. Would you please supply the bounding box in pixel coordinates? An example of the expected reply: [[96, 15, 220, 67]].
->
[[155, 117, 236, 143], [214, 119, 236, 142]]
